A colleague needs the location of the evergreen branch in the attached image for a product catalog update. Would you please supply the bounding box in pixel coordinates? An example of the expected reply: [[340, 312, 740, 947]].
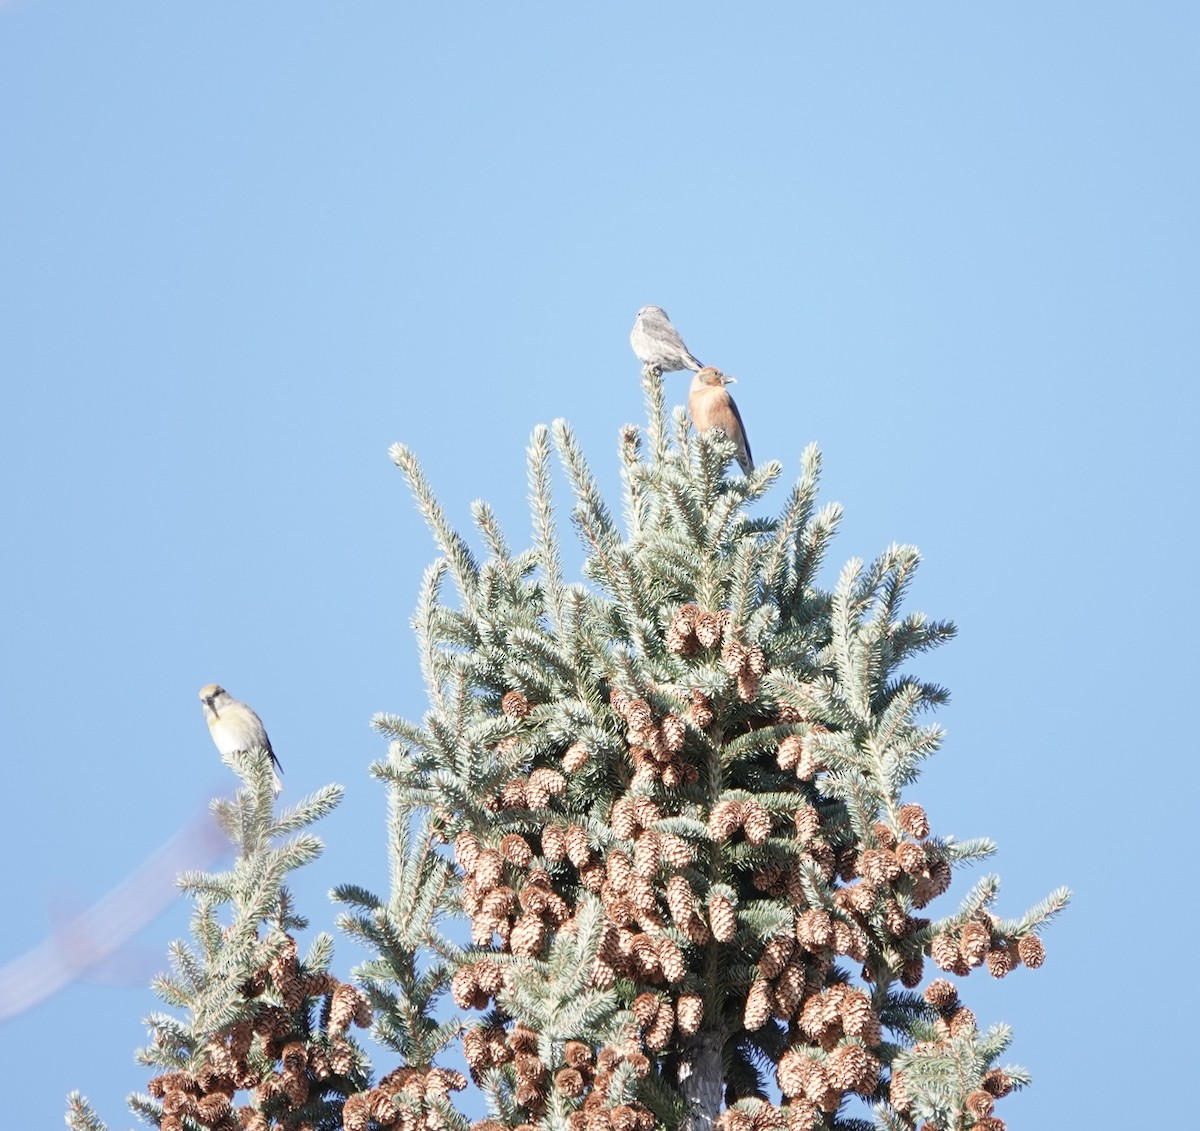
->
[[789, 500, 843, 618], [269, 784, 345, 836], [413, 559, 452, 715], [618, 421, 649, 540], [65, 1091, 111, 1131], [937, 837, 999, 864], [528, 423, 567, 634], [642, 369, 669, 468], [471, 498, 512, 566], [390, 441, 480, 601], [1008, 886, 1072, 935]]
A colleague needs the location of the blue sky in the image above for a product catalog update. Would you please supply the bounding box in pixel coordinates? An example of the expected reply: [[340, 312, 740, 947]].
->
[[1, 3, 1197, 1127]]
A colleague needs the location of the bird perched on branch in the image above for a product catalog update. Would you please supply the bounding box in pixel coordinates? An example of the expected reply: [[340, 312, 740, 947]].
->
[[630, 305, 703, 376], [198, 683, 283, 795], [688, 366, 754, 475]]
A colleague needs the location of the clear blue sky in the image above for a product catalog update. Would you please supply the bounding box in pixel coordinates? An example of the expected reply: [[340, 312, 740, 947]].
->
[[2, 3, 1196, 1127]]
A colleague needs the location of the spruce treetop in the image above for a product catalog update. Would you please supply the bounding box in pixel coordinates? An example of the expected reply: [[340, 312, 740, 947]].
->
[[67, 369, 1066, 1131]]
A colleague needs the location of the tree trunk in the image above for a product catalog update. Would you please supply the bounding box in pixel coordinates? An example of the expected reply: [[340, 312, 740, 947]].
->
[[678, 1031, 723, 1131]]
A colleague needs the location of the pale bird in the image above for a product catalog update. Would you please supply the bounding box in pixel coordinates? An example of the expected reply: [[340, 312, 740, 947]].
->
[[630, 305, 703, 375], [688, 366, 754, 475], [199, 684, 283, 795]]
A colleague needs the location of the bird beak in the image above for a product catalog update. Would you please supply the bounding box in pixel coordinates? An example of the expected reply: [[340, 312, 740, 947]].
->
[[722, 375, 737, 385]]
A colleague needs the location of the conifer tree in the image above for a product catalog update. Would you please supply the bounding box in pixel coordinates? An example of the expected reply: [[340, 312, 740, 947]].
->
[[363, 373, 1067, 1131], [67, 371, 1066, 1131], [67, 752, 371, 1131]]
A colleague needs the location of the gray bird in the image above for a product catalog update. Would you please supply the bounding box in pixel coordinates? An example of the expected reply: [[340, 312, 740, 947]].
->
[[688, 367, 754, 475], [630, 305, 703, 376]]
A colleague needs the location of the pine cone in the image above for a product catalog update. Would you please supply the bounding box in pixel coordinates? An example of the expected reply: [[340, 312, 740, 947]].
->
[[500, 834, 534, 868], [510, 914, 546, 957], [626, 698, 654, 737], [343, 1093, 372, 1131], [719, 1110, 752, 1131], [631, 993, 661, 1027], [328, 989, 360, 1042], [826, 1044, 880, 1094], [695, 611, 723, 648], [758, 934, 796, 979], [661, 714, 686, 752], [632, 797, 660, 827], [887, 1069, 911, 1112], [966, 1089, 995, 1118], [529, 767, 567, 797], [948, 1005, 977, 1037], [656, 935, 687, 983], [832, 920, 868, 963], [722, 640, 748, 676], [793, 803, 821, 841], [501, 778, 530, 809], [633, 831, 661, 876], [666, 624, 695, 655], [794, 741, 827, 782], [708, 800, 745, 841], [799, 986, 845, 1042], [743, 800, 772, 845], [871, 821, 898, 850], [610, 799, 637, 840], [898, 803, 930, 839], [455, 831, 481, 873], [846, 885, 880, 921], [959, 920, 990, 967], [562, 742, 591, 771], [708, 895, 738, 942], [562, 1041, 593, 1068], [986, 944, 1016, 978], [565, 823, 591, 867], [777, 735, 805, 770], [859, 848, 903, 886], [895, 840, 927, 875], [555, 1068, 586, 1097], [743, 979, 774, 1030], [501, 690, 531, 719], [676, 993, 704, 1035], [1017, 933, 1045, 969], [839, 989, 880, 1044], [658, 832, 694, 867], [644, 1001, 674, 1049], [783, 1098, 819, 1131], [795, 909, 834, 951], [541, 824, 567, 861], [899, 956, 924, 987], [688, 689, 715, 728], [474, 849, 504, 892], [776, 1050, 811, 1099], [930, 933, 969, 975], [981, 1068, 1014, 1097]]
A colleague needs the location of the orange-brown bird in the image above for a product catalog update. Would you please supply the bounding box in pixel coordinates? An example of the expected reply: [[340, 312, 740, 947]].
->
[[688, 367, 754, 475]]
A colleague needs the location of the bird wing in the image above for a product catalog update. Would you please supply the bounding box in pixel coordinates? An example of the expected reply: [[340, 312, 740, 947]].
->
[[690, 385, 753, 473], [725, 393, 753, 471]]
